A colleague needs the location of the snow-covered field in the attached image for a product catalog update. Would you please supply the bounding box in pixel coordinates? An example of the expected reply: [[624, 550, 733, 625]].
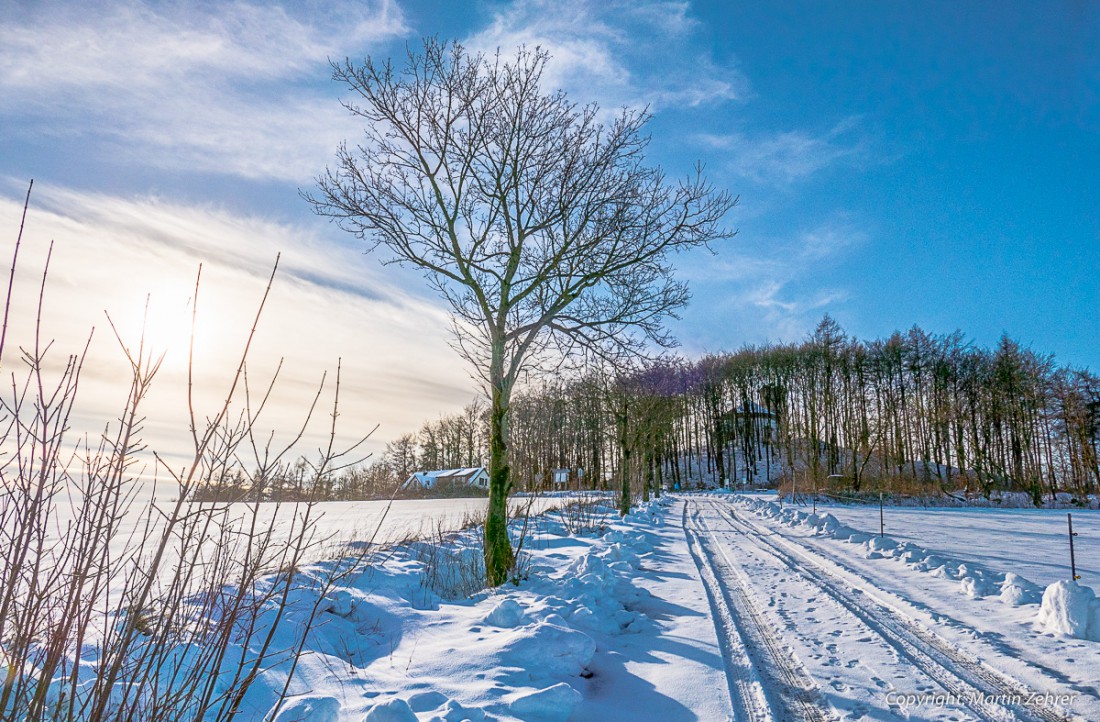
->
[[786, 499, 1099, 588], [38, 495, 566, 571], [210, 496, 568, 560]]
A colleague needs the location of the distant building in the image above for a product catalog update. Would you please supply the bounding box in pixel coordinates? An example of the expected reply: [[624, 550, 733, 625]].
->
[[733, 401, 777, 420], [720, 401, 779, 433], [403, 467, 490, 491]]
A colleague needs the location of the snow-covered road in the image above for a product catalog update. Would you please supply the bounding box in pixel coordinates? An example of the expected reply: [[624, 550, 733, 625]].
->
[[682, 495, 1095, 722], [684, 500, 829, 722]]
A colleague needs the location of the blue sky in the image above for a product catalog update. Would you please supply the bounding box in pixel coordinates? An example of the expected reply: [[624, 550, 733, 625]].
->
[[1, 0, 1097, 462]]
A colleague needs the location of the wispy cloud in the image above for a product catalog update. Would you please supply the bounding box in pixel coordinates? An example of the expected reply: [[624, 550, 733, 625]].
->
[[0, 181, 474, 465], [0, 0, 407, 181], [466, 0, 745, 111], [698, 118, 870, 186], [677, 216, 867, 348]]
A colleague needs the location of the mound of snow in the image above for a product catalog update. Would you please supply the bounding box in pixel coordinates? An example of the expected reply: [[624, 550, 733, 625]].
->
[[273, 695, 341, 722], [407, 691, 449, 712], [509, 683, 583, 722], [364, 698, 419, 722], [484, 598, 526, 628], [320, 588, 354, 617], [498, 615, 596, 678], [960, 573, 996, 599], [1035, 580, 1100, 640], [1000, 573, 1042, 606], [814, 514, 843, 535], [625, 500, 665, 524], [600, 542, 640, 567], [567, 553, 608, 578], [866, 536, 898, 553], [426, 699, 486, 722]]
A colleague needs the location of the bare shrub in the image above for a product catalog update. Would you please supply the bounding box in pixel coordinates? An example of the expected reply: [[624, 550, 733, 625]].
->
[[409, 518, 486, 602], [0, 184, 376, 722], [556, 492, 612, 536]]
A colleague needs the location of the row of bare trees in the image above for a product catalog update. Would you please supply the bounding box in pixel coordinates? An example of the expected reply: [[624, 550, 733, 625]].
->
[[228, 311, 1097, 512], [362, 316, 1098, 507], [191, 399, 491, 502]]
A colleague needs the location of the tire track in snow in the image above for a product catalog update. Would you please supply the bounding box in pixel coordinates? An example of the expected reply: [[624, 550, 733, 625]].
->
[[708, 498, 1079, 722], [682, 501, 834, 722]]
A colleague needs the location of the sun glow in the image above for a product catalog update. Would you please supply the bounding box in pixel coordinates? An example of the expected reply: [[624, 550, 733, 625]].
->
[[112, 295, 191, 367], [108, 278, 221, 375]]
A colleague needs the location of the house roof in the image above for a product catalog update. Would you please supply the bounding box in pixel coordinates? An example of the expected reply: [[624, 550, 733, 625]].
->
[[404, 467, 488, 488], [423, 467, 486, 479]]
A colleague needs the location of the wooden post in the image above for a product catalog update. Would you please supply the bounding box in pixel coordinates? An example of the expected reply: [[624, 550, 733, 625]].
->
[[879, 492, 884, 538], [1069, 513, 1080, 581]]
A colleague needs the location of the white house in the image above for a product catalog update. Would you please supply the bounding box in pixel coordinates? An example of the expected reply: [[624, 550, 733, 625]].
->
[[403, 467, 490, 491]]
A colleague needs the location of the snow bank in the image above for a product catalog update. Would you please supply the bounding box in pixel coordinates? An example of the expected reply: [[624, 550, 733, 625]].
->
[[363, 698, 418, 722], [555, 527, 655, 636], [483, 598, 526, 627], [272, 696, 341, 722], [305, 495, 667, 721], [1035, 580, 1100, 641], [734, 495, 1047, 611], [507, 682, 582, 722], [496, 615, 596, 678]]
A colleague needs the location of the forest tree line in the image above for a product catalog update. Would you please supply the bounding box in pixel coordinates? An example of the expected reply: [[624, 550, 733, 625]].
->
[[198, 317, 1099, 506]]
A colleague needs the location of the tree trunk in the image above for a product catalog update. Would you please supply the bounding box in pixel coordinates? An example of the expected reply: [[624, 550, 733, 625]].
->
[[620, 444, 632, 515], [484, 356, 515, 587], [643, 448, 652, 502], [618, 408, 632, 516]]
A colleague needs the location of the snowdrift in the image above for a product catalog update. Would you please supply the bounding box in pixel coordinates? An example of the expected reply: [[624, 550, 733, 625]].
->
[[1036, 580, 1100, 642]]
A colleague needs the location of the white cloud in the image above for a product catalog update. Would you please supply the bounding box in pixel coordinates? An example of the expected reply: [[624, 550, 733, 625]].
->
[[0, 181, 475, 469], [698, 118, 869, 186], [0, 0, 408, 181], [466, 0, 745, 112]]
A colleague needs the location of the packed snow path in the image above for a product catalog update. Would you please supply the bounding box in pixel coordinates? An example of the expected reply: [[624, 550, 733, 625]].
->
[[682, 496, 1083, 722], [684, 501, 832, 722]]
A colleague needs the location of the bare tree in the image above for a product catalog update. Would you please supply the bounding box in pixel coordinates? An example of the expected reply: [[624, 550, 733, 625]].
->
[[308, 38, 735, 585]]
